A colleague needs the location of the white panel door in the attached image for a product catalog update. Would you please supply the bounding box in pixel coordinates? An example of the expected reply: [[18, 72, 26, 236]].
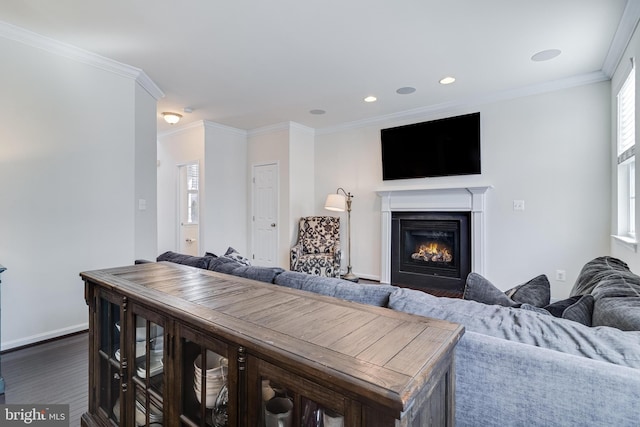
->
[[252, 163, 278, 266]]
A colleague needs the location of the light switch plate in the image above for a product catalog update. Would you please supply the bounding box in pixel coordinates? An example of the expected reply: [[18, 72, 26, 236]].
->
[[513, 200, 525, 211]]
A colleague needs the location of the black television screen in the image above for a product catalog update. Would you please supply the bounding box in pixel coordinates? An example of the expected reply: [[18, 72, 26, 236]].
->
[[381, 112, 481, 180]]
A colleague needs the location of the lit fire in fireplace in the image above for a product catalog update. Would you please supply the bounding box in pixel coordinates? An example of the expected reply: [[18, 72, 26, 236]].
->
[[411, 242, 453, 263]]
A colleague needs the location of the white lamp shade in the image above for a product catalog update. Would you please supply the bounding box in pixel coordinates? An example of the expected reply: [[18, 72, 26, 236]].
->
[[325, 193, 346, 212], [162, 112, 182, 124]]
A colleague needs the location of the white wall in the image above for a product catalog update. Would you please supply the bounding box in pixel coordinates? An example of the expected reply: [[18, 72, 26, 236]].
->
[[157, 120, 248, 258], [248, 125, 292, 267], [0, 37, 158, 349], [203, 121, 248, 256], [611, 20, 640, 272], [135, 83, 159, 260], [157, 124, 205, 254], [315, 82, 611, 299], [248, 122, 317, 268], [288, 123, 316, 249]]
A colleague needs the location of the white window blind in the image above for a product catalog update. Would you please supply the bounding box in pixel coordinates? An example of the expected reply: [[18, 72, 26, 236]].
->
[[630, 160, 636, 236], [618, 64, 635, 161], [187, 163, 199, 191], [186, 163, 199, 224], [616, 61, 636, 241]]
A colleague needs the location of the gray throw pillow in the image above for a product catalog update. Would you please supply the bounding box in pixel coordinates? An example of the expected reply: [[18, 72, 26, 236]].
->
[[504, 275, 551, 307], [463, 273, 519, 307], [207, 256, 243, 273], [156, 251, 211, 269], [544, 295, 582, 317], [569, 256, 640, 330], [561, 294, 594, 326], [570, 256, 630, 297], [232, 266, 284, 284], [464, 273, 551, 308]]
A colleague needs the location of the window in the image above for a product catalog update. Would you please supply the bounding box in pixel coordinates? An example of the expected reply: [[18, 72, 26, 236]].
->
[[617, 61, 636, 240], [630, 160, 636, 236], [186, 163, 199, 224]]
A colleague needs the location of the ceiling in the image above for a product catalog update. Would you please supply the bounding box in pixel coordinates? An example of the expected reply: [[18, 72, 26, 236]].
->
[[0, 0, 632, 132]]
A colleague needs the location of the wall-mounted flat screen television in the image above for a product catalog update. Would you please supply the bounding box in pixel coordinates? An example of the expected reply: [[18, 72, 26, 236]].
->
[[381, 112, 481, 180]]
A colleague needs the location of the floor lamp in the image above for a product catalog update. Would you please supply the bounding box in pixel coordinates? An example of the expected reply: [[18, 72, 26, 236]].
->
[[325, 188, 358, 282]]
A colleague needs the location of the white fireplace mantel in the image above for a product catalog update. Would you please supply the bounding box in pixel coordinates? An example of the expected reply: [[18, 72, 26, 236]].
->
[[376, 184, 492, 284]]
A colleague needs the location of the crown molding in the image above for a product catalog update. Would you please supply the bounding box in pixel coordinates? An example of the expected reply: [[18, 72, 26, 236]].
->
[[602, 0, 640, 77], [0, 20, 164, 100], [203, 120, 248, 137], [289, 121, 316, 136], [157, 120, 205, 138], [316, 71, 609, 135], [248, 121, 314, 137], [248, 121, 291, 137], [158, 120, 247, 139]]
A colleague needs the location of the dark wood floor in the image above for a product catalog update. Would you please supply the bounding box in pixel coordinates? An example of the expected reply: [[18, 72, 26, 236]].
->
[[0, 332, 88, 426]]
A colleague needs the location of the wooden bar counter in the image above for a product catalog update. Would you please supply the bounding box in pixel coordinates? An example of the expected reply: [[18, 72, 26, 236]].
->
[[81, 261, 464, 427]]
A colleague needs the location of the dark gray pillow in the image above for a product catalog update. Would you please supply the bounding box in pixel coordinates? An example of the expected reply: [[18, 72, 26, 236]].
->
[[570, 256, 630, 297], [504, 275, 551, 307], [464, 273, 551, 308], [232, 266, 284, 284], [543, 295, 594, 326], [562, 294, 594, 326], [569, 257, 640, 330], [156, 251, 210, 269], [463, 273, 519, 307], [207, 256, 243, 274], [544, 296, 582, 317]]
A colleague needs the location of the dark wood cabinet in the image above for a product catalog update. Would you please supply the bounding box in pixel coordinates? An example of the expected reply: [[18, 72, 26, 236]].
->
[[81, 262, 463, 427], [175, 324, 242, 427]]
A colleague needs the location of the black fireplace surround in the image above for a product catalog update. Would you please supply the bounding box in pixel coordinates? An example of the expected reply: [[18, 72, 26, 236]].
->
[[391, 211, 471, 293]]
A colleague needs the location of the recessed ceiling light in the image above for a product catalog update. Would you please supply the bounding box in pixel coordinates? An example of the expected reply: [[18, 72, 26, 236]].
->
[[439, 76, 456, 85], [364, 96, 377, 103], [531, 49, 562, 62], [309, 109, 326, 115], [396, 86, 416, 95]]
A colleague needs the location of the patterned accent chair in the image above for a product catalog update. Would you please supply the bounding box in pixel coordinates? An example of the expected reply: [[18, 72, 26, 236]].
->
[[290, 216, 341, 278]]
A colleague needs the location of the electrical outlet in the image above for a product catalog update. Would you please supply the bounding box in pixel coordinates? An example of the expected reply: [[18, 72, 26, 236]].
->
[[556, 270, 566, 281], [513, 200, 525, 211]]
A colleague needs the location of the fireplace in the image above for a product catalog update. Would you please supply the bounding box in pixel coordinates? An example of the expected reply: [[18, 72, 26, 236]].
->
[[377, 184, 491, 290], [391, 212, 471, 293]]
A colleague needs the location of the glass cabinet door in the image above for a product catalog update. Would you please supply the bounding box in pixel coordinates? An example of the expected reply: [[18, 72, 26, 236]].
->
[[177, 326, 234, 427], [253, 360, 347, 427], [97, 291, 123, 425], [129, 304, 167, 427]]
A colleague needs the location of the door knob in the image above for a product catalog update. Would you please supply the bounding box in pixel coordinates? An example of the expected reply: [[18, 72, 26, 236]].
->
[[271, 223, 277, 227]]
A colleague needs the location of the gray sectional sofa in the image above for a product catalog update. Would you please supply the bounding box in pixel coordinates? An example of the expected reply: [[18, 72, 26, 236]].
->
[[155, 251, 640, 426]]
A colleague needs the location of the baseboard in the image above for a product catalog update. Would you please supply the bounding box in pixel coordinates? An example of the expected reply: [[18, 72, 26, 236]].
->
[[1, 322, 88, 352], [355, 272, 381, 282]]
